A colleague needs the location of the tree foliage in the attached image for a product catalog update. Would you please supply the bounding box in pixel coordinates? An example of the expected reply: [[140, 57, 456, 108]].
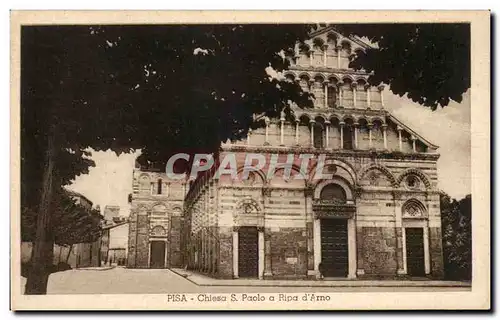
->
[[22, 189, 103, 246], [336, 23, 470, 109], [21, 25, 312, 293], [440, 193, 472, 280]]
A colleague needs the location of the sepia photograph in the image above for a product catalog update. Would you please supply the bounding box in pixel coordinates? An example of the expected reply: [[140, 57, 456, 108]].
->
[[10, 10, 490, 310]]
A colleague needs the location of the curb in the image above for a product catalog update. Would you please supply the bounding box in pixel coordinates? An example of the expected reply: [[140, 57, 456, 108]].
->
[[76, 266, 116, 271], [169, 269, 471, 288]]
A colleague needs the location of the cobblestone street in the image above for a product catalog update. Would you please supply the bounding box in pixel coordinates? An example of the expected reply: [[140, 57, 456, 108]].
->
[[20, 267, 470, 295]]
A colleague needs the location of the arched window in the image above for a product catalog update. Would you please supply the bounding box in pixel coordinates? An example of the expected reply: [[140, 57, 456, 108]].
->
[[139, 175, 151, 195], [313, 79, 324, 108], [157, 179, 162, 195], [299, 76, 310, 93], [320, 184, 347, 203], [327, 85, 337, 108], [343, 125, 354, 149], [298, 44, 310, 65], [313, 124, 324, 149]]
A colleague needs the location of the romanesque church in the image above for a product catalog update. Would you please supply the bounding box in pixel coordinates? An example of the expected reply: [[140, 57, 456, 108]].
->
[[128, 26, 444, 279]]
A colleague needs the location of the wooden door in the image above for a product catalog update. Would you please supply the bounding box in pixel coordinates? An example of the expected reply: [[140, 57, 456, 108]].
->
[[405, 228, 425, 276], [150, 241, 166, 269], [321, 219, 348, 277], [238, 227, 259, 278]]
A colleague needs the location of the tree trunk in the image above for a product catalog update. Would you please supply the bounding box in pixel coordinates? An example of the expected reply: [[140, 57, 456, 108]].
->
[[65, 244, 73, 264], [25, 133, 55, 295], [58, 246, 62, 264]]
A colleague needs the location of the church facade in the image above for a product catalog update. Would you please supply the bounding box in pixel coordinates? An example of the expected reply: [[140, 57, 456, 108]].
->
[[182, 27, 444, 280], [127, 163, 187, 269]]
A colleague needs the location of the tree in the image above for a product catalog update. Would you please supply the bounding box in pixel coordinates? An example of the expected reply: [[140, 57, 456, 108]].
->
[[22, 189, 102, 276], [441, 193, 472, 280], [21, 24, 471, 293], [336, 23, 470, 109], [21, 24, 313, 294], [22, 190, 102, 246]]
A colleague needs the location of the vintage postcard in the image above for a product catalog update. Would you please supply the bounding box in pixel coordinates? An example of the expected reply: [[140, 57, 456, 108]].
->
[[10, 10, 490, 310]]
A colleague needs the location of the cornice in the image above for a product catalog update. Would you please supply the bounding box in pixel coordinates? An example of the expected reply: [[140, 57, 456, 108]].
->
[[221, 145, 440, 161], [289, 64, 372, 77]]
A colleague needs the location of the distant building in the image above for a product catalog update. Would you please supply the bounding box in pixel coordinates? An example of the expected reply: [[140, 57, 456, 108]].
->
[[127, 162, 186, 269], [66, 190, 93, 209], [101, 221, 129, 266], [104, 205, 121, 222]]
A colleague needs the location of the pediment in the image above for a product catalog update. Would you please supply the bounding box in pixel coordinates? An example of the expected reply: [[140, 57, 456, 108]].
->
[[306, 26, 373, 51]]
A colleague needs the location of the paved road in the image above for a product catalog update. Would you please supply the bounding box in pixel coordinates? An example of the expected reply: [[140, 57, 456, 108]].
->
[[20, 268, 470, 294]]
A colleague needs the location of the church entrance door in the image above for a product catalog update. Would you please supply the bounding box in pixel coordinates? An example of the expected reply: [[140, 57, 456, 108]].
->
[[320, 219, 348, 277], [238, 226, 259, 278], [405, 228, 425, 276], [150, 241, 166, 269]]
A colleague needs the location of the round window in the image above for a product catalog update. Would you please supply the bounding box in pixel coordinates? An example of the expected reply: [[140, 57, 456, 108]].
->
[[406, 175, 420, 189]]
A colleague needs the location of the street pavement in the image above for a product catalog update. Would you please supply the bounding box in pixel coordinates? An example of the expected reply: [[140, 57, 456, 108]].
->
[[20, 267, 471, 294]]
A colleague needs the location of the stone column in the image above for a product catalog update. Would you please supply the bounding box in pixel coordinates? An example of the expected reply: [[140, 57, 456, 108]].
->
[[258, 227, 265, 279], [368, 124, 373, 149], [280, 117, 285, 145], [365, 84, 371, 108], [262, 188, 273, 278], [232, 227, 239, 278], [325, 121, 330, 148], [313, 217, 322, 279], [324, 81, 329, 108], [323, 45, 328, 67], [309, 50, 314, 66], [401, 228, 408, 274], [305, 188, 315, 277], [340, 122, 345, 149], [397, 126, 403, 152], [378, 85, 385, 109], [347, 218, 357, 279], [295, 119, 299, 145], [411, 136, 417, 152], [423, 226, 431, 275], [309, 79, 316, 107], [353, 122, 359, 149], [352, 82, 357, 108], [310, 120, 315, 147], [393, 191, 406, 275], [382, 124, 388, 149], [336, 45, 341, 69], [337, 82, 343, 106], [147, 241, 151, 268]]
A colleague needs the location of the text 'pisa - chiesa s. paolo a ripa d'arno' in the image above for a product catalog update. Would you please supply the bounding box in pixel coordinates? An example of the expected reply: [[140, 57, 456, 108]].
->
[[127, 26, 444, 280]]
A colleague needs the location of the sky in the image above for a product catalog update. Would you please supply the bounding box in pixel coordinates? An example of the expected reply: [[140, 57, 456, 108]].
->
[[67, 89, 471, 216]]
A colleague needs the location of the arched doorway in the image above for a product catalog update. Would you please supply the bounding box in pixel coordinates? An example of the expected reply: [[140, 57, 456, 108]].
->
[[150, 241, 166, 268], [319, 183, 349, 278], [149, 225, 168, 268]]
